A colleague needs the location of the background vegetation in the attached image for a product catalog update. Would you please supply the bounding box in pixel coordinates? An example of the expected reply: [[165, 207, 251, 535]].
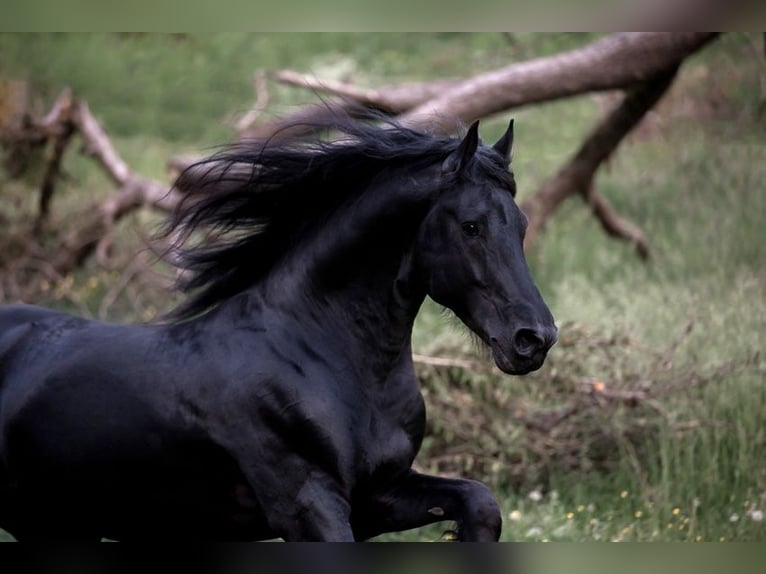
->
[[1, 33, 764, 542]]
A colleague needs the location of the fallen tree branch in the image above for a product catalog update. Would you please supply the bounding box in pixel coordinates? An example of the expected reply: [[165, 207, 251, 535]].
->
[[52, 178, 161, 273], [35, 88, 75, 233], [71, 103, 183, 219], [521, 404, 580, 434], [397, 33, 717, 132], [235, 70, 270, 135], [521, 68, 680, 255], [273, 69, 462, 113], [74, 99, 131, 186], [37, 86, 74, 134], [0, 91, 185, 289], [412, 353, 480, 371], [258, 34, 718, 137], [207, 33, 719, 151], [233, 72, 458, 144], [586, 184, 651, 260], [50, 99, 187, 272], [237, 101, 363, 142]]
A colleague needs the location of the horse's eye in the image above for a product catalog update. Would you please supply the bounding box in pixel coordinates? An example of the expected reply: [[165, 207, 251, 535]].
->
[[461, 221, 480, 237]]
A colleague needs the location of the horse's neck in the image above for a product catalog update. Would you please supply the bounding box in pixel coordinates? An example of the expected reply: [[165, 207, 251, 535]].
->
[[251, 177, 431, 375]]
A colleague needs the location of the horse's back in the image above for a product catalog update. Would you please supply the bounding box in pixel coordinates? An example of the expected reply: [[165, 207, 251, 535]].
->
[[0, 304, 99, 404], [0, 304, 68, 360], [0, 303, 64, 327], [0, 303, 172, 476]]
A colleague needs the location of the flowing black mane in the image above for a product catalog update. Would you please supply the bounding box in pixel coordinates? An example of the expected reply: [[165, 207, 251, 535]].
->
[[165, 116, 513, 320]]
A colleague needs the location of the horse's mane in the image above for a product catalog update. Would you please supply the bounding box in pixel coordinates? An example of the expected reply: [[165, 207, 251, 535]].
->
[[163, 114, 511, 321]]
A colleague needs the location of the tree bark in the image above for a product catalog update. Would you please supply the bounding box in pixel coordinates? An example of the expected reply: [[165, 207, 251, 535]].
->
[[233, 72, 465, 142], [35, 88, 75, 233], [397, 33, 717, 132], [273, 69, 463, 114], [249, 34, 717, 138]]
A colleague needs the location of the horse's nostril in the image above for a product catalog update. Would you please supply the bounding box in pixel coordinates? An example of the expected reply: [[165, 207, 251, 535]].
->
[[513, 328, 545, 357]]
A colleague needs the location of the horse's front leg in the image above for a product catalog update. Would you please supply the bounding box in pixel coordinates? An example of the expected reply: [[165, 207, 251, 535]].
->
[[280, 471, 355, 541], [355, 469, 502, 541], [239, 459, 355, 542]]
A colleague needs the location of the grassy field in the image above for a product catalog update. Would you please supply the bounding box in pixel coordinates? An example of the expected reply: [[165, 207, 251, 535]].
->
[[1, 33, 764, 542]]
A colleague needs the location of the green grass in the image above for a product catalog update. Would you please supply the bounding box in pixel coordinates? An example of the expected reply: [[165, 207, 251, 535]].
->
[[1, 33, 765, 542]]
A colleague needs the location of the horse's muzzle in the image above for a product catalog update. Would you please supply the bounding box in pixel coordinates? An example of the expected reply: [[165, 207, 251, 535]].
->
[[490, 325, 557, 375]]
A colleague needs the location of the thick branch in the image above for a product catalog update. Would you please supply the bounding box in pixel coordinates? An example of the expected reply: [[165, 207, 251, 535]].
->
[[235, 72, 459, 142], [35, 88, 75, 233], [397, 33, 717, 132], [51, 175, 176, 273], [274, 70, 462, 113], [1, 90, 190, 285], [586, 186, 651, 259], [238, 101, 362, 141], [412, 353, 480, 371], [521, 68, 679, 255], [264, 34, 717, 137], [71, 100, 182, 213], [31, 97, 182, 275], [176, 33, 717, 175], [37, 87, 73, 134], [193, 80, 449, 169], [73, 100, 131, 186], [235, 70, 270, 135]]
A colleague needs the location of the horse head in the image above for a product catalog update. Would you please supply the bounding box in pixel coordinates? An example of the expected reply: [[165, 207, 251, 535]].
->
[[410, 120, 557, 375]]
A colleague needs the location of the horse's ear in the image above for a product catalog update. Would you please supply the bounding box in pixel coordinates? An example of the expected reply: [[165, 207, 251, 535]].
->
[[492, 118, 514, 164], [442, 120, 480, 176]]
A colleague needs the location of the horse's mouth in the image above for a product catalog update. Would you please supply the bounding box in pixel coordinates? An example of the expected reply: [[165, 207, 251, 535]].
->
[[490, 339, 544, 376]]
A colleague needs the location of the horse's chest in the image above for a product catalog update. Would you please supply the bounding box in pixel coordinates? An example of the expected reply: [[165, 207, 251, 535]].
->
[[359, 390, 425, 480], [364, 415, 415, 469]]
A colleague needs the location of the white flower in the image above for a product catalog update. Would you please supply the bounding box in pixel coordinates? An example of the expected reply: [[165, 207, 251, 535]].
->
[[528, 489, 543, 502], [729, 513, 740, 523], [509, 509, 522, 522], [750, 509, 763, 522]]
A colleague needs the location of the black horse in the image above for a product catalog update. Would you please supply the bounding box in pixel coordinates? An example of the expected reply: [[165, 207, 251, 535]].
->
[[0, 117, 556, 541]]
